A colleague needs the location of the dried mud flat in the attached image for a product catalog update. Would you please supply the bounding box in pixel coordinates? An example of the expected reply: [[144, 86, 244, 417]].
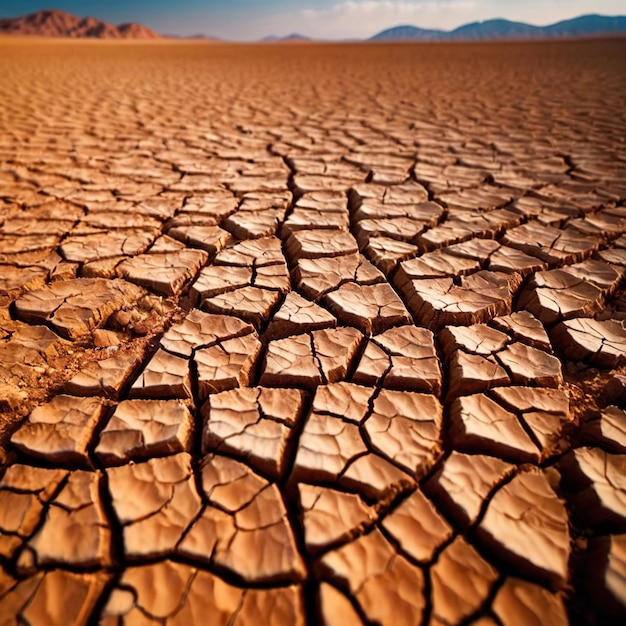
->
[[0, 37, 626, 625]]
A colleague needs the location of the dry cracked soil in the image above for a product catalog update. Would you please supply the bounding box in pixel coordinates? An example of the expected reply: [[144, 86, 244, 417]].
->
[[0, 36, 626, 626]]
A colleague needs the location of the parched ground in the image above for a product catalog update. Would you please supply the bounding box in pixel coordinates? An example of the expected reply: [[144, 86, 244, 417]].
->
[[0, 37, 625, 625]]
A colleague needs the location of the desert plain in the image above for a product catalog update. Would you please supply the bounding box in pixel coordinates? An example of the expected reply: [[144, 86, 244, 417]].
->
[[0, 36, 625, 625]]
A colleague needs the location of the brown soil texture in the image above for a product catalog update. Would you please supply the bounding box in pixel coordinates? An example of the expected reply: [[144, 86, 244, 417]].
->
[[0, 38, 625, 625]]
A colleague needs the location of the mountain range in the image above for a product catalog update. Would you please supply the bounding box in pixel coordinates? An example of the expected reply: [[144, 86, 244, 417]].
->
[[0, 10, 625, 42], [261, 34, 311, 43], [371, 14, 626, 41], [0, 9, 159, 39]]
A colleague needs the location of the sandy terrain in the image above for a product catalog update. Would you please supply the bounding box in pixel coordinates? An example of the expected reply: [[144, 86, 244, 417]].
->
[[0, 37, 625, 624]]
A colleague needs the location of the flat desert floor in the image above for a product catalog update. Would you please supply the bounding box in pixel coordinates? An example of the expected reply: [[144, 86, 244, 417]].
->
[[0, 38, 625, 625]]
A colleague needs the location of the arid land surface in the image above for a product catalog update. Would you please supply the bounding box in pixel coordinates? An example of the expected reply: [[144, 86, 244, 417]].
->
[[0, 37, 626, 625]]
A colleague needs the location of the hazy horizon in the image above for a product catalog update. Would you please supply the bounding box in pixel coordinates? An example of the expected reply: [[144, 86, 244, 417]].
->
[[0, 1, 625, 40]]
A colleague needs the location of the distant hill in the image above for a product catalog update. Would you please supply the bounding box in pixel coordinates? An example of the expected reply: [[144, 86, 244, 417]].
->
[[371, 25, 445, 41], [449, 19, 542, 41], [0, 9, 160, 38], [544, 14, 626, 37], [261, 33, 311, 42], [188, 34, 221, 41], [2, 9, 624, 42], [117, 22, 159, 39], [371, 14, 626, 41]]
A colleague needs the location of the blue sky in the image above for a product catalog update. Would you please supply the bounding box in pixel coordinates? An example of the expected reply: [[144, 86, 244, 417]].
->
[[0, 0, 624, 39]]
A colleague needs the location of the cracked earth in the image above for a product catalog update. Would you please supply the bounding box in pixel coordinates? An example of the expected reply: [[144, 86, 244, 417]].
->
[[0, 38, 625, 625]]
